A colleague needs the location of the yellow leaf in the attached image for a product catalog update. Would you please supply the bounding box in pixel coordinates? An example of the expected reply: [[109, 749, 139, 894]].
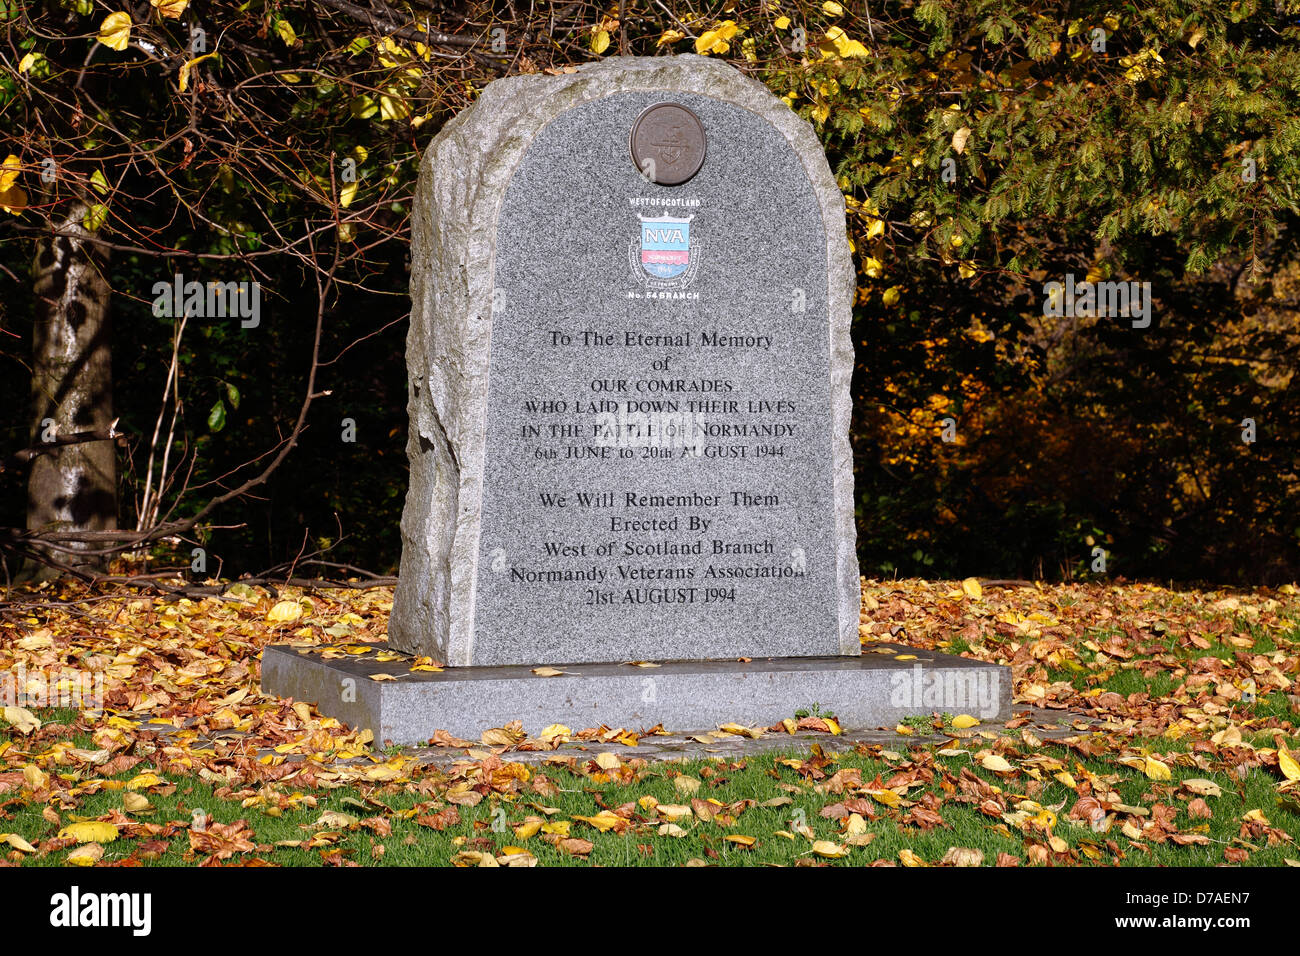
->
[[694, 20, 739, 55], [17, 53, 42, 75], [951, 714, 980, 729], [378, 92, 410, 121], [4, 833, 36, 853], [824, 26, 869, 58], [881, 286, 901, 306], [958, 262, 976, 279], [982, 754, 1014, 773], [368, 673, 397, 682], [98, 12, 132, 51], [951, 126, 972, 155], [823, 1, 844, 14], [1143, 756, 1172, 781], [898, 848, 927, 866], [694, 29, 719, 54], [865, 788, 901, 808], [275, 19, 297, 46], [656, 804, 692, 822], [594, 752, 621, 770], [812, 840, 850, 858], [774, 16, 791, 29], [178, 52, 215, 93], [531, 666, 566, 677], [1, 181, 29, 215], [575, 810, 622, 832], [151, 0, 188, 18], [656, 29, 685, 46], [1279, 747, 1300, 783], [2, 705, 40, 735], [961, 576, 983, 599], [514, 818, 542, 840], [724, 834, 756, 847], [58, 821, 119, 844], [23, 765, 48, 790], [591, 29, 611, 54], [824, 717, 842, 735], [266, 600, 303, 623], [122, 792, 151, 813], [538, 723, 571, 742], [67, 843, 105, 866]]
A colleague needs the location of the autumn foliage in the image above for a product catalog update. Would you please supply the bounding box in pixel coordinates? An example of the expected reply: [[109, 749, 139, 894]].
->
[[1, 1, 1298, 584]]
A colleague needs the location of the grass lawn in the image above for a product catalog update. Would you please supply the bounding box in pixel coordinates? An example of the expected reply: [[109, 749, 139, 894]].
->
[[0, 578, 1297, 866]]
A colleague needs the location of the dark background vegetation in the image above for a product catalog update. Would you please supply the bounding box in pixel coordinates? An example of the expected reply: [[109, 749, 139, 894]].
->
[[1, 0, 1298, 585]]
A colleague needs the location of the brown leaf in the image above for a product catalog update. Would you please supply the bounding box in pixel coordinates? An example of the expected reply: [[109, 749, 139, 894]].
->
[[188, 820, 257, 860], [416, 807, 460, 831]]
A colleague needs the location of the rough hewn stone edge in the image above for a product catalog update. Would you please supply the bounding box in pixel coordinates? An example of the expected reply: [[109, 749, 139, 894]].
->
[[389, 54, 861, 665]]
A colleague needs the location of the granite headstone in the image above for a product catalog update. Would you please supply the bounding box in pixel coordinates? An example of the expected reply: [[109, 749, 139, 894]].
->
[[388, 55, 860, 667]]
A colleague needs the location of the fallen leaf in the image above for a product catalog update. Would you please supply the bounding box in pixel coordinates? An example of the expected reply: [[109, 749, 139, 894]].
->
[[267, 600, 303, 623], [2, 707, 40, 735], [3, 833, 36, 853], [58, 822, 119, 844], [68, 842, 104, 866], [1181, 778, 1223, 798], [941, 846, 984, 866], [812, 840, 850, 858]]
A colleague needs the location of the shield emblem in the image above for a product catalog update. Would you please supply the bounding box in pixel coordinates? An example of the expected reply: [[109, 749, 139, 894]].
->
[[639, 214, 692, 280]]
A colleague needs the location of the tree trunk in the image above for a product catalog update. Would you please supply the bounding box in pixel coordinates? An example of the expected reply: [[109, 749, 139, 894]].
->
[[25, 207, 116, 578]]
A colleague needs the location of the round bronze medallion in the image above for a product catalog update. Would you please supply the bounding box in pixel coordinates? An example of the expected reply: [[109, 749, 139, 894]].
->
[[629, 103, 706, 186]]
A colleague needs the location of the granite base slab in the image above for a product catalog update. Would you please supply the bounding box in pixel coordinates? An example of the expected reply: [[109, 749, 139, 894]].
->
[[260, 643, 1012, 745]]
